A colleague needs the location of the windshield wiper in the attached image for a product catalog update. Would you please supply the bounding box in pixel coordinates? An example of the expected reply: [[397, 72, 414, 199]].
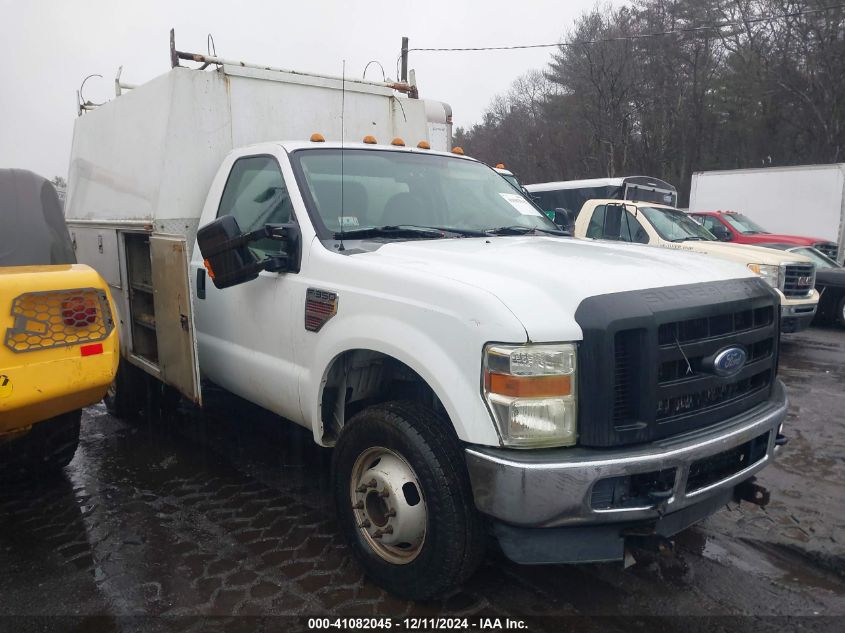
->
[[485, 225, 568, 236], [332, 225, 445, 240], [392, 225, 489, 237]]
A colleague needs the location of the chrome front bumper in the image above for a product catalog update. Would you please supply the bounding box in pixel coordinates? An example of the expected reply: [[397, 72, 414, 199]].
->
[[465, 380, 788, 528]]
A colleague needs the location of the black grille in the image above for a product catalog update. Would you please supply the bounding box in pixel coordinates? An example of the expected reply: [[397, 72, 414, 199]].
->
[[576, 277, 780, 447], [782, 263, 815, 298]]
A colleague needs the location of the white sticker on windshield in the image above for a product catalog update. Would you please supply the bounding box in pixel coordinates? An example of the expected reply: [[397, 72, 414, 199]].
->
[[499, 192, 542, 216], [337, 216, 359, 227]]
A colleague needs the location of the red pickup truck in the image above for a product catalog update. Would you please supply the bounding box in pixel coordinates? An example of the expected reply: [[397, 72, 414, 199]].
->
[[688, 210, 838, 261]]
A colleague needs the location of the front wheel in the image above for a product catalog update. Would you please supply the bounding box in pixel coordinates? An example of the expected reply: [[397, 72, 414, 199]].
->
[[837, 295, 845, 328], [332, 401, 485, 600]]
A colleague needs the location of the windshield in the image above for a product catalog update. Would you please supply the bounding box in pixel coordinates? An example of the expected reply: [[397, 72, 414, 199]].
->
[[721, 213, 768, 235], [639, 206, 717, 242], [292, 149, 558, 238], [790, 247, 840, 269]]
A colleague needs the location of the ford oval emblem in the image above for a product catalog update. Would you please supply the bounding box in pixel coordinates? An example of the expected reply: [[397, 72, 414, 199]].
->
[[713, 347, 747, 377]]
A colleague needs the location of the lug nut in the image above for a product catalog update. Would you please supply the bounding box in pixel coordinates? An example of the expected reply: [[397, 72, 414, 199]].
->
[[352, 501, 364, 510], [385, 509, 396, 517], [379, 489, 390, 497], [368, 479, 378, 488], [372, 526, 393, 539], [356, 484, 367, 493], [359, 519, 371, 528]]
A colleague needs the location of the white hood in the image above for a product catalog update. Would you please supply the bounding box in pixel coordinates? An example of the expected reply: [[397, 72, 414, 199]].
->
[[360, 236, 757, 342]]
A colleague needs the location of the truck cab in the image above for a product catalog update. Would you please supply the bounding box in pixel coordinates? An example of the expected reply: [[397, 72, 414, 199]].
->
[[688, 210, 838, 261], [0, 169, 118, 478], [574, 200, 820, 332]]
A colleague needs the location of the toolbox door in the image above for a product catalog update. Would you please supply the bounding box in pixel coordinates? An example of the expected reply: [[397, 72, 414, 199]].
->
[[150, 234, 202, 404]]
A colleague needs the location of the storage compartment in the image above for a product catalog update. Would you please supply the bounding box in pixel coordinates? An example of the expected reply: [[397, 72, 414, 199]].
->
[[124, 233, 158, 364]]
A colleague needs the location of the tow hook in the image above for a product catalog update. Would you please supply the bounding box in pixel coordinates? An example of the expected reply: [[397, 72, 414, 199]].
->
[[733, 477, 771, 507]]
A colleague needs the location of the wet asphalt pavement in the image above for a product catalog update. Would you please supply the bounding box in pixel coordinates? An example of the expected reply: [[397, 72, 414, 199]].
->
[[1, 327, 844, 632]]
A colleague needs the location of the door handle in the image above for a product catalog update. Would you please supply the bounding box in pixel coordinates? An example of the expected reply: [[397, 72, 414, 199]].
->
[[196, 268, 206, 300]]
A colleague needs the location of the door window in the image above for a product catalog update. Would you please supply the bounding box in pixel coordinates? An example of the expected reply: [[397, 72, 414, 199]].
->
[[591, 205, 649, 243], [218, 156, 294, 257], [619, 210, 649, 244], [586, 205, 606, 239], [698, 215, 731, 240]]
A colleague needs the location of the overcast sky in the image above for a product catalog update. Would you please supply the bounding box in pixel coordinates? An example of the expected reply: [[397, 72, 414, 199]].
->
[[0, 0, 597, 180]]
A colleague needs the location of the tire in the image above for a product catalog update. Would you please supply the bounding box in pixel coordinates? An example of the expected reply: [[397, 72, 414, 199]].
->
[[104, 359, 144, 418], [331, 401, 485, 600], [837, 295, 845, 328], [0, 410, 81, 480]]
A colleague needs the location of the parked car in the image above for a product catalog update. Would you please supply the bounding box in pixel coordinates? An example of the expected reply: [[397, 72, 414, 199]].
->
[[0, 169, 119, 479], [689, 164, 845, 264], [755, 243, 845, 327], [572, 200, 820, 333], [687, 210, 837, 261], [67, 43, 789, 599]]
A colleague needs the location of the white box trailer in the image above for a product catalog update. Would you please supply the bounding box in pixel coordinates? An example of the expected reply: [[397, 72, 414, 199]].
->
[[65, 56, 451, 403], [689, 164, 845, 264]]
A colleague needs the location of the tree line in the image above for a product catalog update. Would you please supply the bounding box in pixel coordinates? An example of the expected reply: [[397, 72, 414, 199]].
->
[[454, 0, 845, 205]]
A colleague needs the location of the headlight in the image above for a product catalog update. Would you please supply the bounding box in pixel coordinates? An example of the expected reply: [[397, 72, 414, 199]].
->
[[747, 263, 781, 289], [482, 343, 577, 448]]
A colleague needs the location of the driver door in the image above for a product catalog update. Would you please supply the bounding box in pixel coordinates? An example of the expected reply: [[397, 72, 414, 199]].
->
[[191, 154, 301, 421]]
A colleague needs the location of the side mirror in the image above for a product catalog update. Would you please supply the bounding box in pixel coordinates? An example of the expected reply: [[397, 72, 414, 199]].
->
[[197, 215, 301, 289], [552, 207, 575, 232]]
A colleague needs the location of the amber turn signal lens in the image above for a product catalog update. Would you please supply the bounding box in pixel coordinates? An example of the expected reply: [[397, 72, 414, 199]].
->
[[485, 372, 572, 398], [203, 259, 215, 279]]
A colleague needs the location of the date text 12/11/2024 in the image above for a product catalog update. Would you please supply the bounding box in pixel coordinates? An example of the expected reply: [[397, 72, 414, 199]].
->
[[307, 617, 529, 630]]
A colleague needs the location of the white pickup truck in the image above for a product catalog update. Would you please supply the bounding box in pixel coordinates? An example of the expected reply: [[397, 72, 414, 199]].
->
[[572, 199, 820, 333], [66, 48, 789, 599]]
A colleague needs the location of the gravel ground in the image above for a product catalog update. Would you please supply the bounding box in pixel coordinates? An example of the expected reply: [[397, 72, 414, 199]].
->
[[1, 326, 843, 633]]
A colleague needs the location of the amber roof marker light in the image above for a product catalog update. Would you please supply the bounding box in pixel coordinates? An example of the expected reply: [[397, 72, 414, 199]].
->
[[363, 135, 378, 144], [310, 133, 326, 142], [451, 147, 465, 155]]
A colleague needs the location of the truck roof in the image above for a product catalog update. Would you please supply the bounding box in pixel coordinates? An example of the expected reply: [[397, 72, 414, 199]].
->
[[273, 141, 473, 160]]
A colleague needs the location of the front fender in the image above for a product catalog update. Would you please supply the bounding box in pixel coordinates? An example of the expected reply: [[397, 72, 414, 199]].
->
[[302, 314, 515, 448]]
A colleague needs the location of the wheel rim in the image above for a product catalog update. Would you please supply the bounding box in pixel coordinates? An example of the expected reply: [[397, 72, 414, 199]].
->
[[349, 446, 426, 564]]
